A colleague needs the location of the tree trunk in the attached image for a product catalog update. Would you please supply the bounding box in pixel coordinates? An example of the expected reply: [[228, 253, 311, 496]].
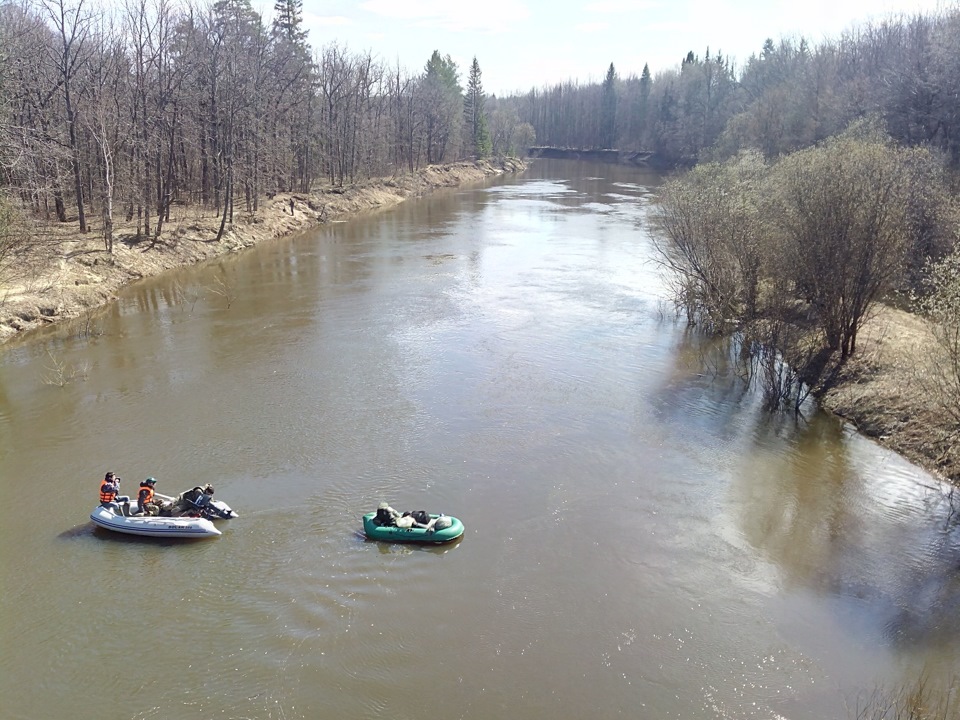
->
[[155, 110, 178, 239], [215, 167, 231, 242], [66, 102, 87, 232], [99, 130, 114, 253], [54, 190, 67, 223]]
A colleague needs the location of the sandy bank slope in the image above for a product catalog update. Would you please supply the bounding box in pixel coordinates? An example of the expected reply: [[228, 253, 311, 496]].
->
[[0, 158, 525, 343], [818, 304, 959, 484]]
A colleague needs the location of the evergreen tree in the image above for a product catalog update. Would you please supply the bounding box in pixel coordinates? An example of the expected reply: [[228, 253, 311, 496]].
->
[[272, 0, 306, 42], [600, 62, 617, 149], [464, 57, 491, 157], [638, 63, 652, 134], [422, 51, 462, 164]]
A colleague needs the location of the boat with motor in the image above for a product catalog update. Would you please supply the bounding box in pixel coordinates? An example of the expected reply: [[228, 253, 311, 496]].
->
[[90, 487, 238, 539], [362, 506, 464, 544]]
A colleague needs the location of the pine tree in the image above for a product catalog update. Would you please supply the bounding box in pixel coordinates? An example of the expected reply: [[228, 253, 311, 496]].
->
[[272, 0, 306, 42], [600, 62, 617, 149], [422, 51, 463, 164], [464, 57, 491, 157]]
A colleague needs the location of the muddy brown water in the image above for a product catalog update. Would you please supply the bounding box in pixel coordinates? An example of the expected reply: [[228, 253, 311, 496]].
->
[[1, 160, 958, 720]]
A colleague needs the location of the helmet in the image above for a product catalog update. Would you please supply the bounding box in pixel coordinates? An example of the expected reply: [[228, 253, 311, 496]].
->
[[145, 477, 157, 486], [105, 472, 115, 480], [203, 484, 214, 495]]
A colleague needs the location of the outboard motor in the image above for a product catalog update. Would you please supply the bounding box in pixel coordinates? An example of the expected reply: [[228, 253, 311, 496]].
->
[[175, 484, 239, 519], [203, 500, 238, 519], [198, 484, 238, 519]]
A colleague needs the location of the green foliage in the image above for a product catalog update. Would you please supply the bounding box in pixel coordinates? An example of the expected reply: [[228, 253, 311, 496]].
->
[[422, 51, 463, 164], [475, 113, 492, 157], [271, 0, 306, 42], [464, 57, 492, 158], [424, 51, 461, 94], [600, 63, 617, 149], [213, 0, 261, 33]]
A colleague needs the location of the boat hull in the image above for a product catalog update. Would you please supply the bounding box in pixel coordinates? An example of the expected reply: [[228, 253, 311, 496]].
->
[[90, 504, 221, 538], [362, 512, 464, 544]]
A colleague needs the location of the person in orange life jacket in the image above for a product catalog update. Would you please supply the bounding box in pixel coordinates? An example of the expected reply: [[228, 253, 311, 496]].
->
[[137, 477, 163, 516], [99, 471, 130, 507]]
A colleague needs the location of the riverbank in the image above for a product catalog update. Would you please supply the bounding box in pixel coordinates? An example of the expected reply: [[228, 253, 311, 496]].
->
[[817, 304, 959, 484], [0, 157, 525, 343]]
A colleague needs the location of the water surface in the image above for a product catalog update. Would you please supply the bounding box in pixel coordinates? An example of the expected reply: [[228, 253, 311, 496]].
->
[[1, 160, 957, 720]]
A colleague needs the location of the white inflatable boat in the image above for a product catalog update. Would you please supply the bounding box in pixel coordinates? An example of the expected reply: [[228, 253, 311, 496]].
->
[[89, 489, 238, 539], [90, 503, 222, 537]]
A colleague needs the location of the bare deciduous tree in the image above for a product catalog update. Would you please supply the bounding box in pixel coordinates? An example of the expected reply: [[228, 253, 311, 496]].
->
[[651, 121, 953, 411], [651, 150, 768, 332], [773, 123, 930, 360], [1, 0, 515, 247], [41, 0, 92, 233]]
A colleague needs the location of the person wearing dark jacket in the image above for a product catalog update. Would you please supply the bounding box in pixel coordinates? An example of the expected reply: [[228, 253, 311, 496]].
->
[[137, 477, 162, 516]]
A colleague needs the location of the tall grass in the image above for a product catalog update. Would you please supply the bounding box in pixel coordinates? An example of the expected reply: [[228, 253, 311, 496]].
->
[[854, 675, 959, 720]]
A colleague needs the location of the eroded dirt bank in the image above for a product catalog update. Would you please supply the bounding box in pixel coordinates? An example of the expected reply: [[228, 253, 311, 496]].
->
[[0, 158, 525, 343]]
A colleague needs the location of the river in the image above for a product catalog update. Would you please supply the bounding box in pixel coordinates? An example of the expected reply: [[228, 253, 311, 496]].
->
[[0, 159, 957, 720]]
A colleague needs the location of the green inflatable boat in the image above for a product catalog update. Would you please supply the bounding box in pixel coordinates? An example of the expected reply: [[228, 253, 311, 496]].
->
[[362, 512, 464, 544]]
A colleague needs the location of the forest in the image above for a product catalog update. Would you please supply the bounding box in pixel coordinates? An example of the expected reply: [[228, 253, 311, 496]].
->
[[0, 0, 534, 257], [511, 11, 960, 170]]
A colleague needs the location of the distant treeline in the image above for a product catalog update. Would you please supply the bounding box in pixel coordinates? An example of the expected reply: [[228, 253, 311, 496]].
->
[[494, 6, 960, 420], [505, 7, 960, 421], [4, 1, 960, 256], [0, 0, 534, 251], [507, 9, 960, 169]]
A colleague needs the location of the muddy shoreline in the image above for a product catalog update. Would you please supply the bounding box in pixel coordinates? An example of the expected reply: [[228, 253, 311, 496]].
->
[[0, 158, 525, 343]]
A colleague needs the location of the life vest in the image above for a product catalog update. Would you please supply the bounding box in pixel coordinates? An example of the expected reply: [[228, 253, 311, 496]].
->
[[139, 486, 155, 505], [100, 481, 117, 503]]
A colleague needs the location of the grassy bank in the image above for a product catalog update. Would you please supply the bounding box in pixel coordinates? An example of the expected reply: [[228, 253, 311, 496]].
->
[[817, 304, 959, 484]]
